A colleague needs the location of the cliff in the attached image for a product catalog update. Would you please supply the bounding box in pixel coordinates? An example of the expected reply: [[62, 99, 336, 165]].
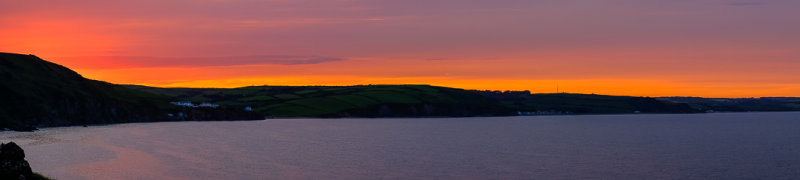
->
[[0, 53, 260, 130]]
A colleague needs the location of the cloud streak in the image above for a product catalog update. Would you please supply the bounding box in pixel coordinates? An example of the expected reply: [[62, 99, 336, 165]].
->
[[56, 55, 344, 69], [727, 2, 768, 6]]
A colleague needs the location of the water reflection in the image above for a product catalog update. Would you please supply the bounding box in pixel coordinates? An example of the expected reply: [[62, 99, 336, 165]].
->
[[2, 112, 800, 180]]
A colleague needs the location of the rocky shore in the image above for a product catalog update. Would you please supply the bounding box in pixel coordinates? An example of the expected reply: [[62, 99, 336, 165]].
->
[[0, 142, 47, 180]]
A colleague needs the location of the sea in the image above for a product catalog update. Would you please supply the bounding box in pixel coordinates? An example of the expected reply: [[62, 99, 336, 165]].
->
[[2, 112, 800, 180]]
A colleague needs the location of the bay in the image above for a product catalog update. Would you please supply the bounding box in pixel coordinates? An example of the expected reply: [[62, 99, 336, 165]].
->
[[3, 112, 800, 179]]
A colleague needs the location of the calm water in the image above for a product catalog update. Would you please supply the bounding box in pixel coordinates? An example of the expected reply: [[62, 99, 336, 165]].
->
[[2, 112, 800, 179]]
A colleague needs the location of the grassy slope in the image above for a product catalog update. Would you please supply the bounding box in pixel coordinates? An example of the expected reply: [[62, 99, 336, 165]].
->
[[130, 85, 699, 117], [514, 93, 636, 113], [31, 172, 52, 180], [129, 85, 515, 117]]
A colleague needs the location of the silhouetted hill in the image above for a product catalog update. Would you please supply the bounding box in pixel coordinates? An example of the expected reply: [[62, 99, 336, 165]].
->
[[6, 52, 790, 129], [0, 53, 176, 129], [0, 53, 260, 130]]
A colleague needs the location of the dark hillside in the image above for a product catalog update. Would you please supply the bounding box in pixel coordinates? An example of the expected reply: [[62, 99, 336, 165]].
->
[[0, 53, 174, 129], [473, 91, 698, 114], [658, 97, 800, 112]]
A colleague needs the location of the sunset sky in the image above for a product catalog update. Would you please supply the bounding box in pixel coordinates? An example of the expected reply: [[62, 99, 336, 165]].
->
[[2, 0, 799, 97]]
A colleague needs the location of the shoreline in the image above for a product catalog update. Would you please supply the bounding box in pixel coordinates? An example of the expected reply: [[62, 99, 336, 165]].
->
[[6, 111, 800, 133]]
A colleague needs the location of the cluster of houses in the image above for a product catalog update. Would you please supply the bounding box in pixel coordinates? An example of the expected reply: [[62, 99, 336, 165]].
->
[[167, 112, 186, 118], [170, 101, 253, 112], [171, 101, 220, 108], [167, 102, 255, 118], [517, 110, 573, 116]]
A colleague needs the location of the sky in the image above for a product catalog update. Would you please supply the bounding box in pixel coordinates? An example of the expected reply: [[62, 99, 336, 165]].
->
[[2, 0, 800, 97]]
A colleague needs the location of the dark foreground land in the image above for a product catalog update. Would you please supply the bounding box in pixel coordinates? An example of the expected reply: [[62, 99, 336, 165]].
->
[[2, 52, 799, 129], [0, 142, 50, 180]]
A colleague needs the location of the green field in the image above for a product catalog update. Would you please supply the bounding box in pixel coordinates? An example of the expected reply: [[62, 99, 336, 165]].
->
[[128, 84, 705, 117]]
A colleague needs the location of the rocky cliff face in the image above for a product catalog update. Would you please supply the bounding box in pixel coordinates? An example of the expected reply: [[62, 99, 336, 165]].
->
[[0, 142, 33, 180]]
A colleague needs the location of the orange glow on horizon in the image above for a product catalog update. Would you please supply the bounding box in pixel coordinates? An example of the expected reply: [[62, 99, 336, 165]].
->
[[3, 1, 800, 98], [73, 66, 800, 98]]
